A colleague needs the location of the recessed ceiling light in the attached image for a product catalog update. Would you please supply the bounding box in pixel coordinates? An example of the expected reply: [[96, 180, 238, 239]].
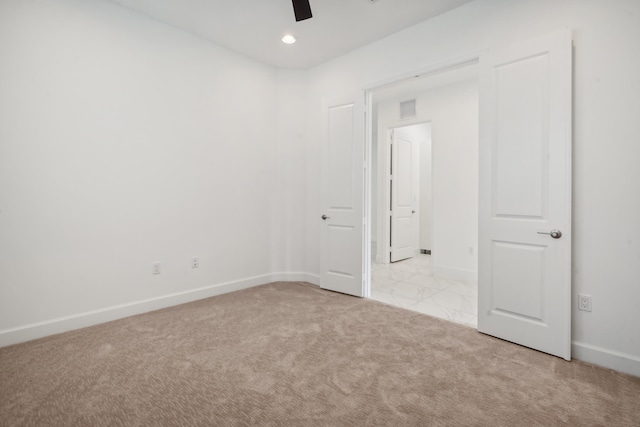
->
[[282, 34, 296, 44]]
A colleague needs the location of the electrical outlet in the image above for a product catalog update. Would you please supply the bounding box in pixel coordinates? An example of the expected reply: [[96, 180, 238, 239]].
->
[[152, 262, 161, 275], [578, 294, 592, 312], [191, 257, 199, 269]]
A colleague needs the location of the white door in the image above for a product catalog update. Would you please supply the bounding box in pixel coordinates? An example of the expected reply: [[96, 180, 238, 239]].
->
[[478, 30, 572, 360], [320, 93, 365, 297], [390, 130, 416, 262]]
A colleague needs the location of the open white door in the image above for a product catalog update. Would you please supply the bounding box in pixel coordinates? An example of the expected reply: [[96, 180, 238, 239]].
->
[[478, 30, 572, 359], [390, 130, 416, 262], [320, 93, 365, 297]]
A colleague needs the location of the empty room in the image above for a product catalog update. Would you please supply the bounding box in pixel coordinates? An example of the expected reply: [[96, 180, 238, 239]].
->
[[1, 0, 639, 425]]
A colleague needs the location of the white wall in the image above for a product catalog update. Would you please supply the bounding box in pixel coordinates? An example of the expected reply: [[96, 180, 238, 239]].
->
[[0, 0, 285, 344], [2, 0, 639, 378], [306, 0, 640, 376], [376, 81, 478, 281], [272, 69, 311, 279]]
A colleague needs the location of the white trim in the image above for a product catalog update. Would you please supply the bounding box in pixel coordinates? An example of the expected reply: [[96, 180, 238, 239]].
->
[[432, 266, 477, 286], [0, 272, 319, 348], [572, 341, 640, 378], [362, 52, 482, 92], [4, 272, 638, 379], [270, 272, 320, 286], [364, 90, 374, 298]]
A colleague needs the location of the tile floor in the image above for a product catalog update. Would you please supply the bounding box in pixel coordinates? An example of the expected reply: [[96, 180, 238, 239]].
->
[[370, 254, 478, 328]]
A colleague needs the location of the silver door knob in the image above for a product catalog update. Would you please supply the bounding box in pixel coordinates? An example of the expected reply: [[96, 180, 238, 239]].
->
[[321, 214, 330, 220], [537, 229, 562, 239]]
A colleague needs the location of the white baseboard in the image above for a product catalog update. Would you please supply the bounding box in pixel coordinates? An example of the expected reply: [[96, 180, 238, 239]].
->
[[572, 341, 640, 378], [271, 272, 320, 286], [5, 275, 639, 380], [0, 272, 319, 348], [432, 265, 477, 286]]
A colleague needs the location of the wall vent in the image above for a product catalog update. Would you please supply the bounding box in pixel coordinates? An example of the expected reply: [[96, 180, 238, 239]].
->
[[400, 99, 416, 120]]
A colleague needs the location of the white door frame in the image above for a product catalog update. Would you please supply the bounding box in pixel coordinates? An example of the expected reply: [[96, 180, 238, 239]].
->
[[377, 123, 431, 265], [364, 55, 482, 295], [363, 34, 572, 360]]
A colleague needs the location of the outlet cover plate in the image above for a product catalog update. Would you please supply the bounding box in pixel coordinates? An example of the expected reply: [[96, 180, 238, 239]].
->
[[578, 293, 592, 312]]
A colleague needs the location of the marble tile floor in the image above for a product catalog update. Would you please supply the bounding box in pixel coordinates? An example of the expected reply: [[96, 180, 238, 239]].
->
[[370, 254, 478, 328]]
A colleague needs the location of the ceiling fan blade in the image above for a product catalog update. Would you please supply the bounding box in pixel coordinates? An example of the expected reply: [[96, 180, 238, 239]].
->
[[292, 0, 312, 22]]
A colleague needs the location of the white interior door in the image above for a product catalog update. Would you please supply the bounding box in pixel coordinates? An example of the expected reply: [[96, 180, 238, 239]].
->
[[320, 93, 365, 297], [390, 130, 416, 262], [478, 30, 572, 359]]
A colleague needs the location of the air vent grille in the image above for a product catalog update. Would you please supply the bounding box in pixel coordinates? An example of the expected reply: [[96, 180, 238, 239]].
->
[[400, 99, 416, 120]]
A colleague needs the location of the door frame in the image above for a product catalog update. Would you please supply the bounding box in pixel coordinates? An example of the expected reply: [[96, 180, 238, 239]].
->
[[361, 31, 572, 361], [377, 123, 431, 265], [364, 54, 482, 296]]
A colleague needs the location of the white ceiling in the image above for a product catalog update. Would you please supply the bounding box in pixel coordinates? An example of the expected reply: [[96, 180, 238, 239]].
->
[[109, 0, 474, 69]]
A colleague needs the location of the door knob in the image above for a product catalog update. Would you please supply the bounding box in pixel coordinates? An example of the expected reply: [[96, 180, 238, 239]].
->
[[537, 229, 562, 239], [321, 214, 330, 220], [412, 210, 416, 214]]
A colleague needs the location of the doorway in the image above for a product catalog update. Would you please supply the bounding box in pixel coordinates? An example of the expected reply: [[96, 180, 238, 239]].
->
[[319, 30, 572, 359], [384, 123, 430, 264], [367, 62, 479, 328]]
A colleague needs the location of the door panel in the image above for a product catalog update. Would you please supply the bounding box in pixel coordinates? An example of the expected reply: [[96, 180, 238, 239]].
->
[[390, 132, 415, 262], [491, 241, 544, 320], [494, 54, 546, 217], [327, 107, 355, 209], [320, 96, 364, 297], [478, 30, 572, 360]]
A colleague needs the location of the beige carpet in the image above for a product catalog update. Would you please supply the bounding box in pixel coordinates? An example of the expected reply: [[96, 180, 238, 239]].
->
[[1, 282, 639, 426]]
